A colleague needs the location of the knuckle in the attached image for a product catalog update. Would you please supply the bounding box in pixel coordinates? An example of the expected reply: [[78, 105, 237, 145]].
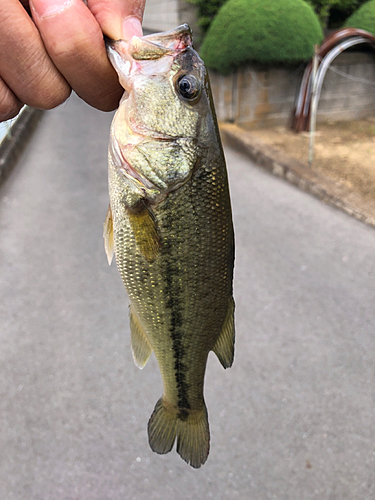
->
[[1, 44, 72, 110], [21, 51, 72, 109], [32, 74, 72, 110], [48, 24, 100, 62], [0, 81, 22, 121]]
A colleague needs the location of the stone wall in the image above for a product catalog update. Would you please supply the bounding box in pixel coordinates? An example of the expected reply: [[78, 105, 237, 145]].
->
[[142, 0, 201, 42], [209, 52, 375, 128]]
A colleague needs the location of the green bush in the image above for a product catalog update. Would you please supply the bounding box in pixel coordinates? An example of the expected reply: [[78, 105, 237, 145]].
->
[[344, 0, 375, 32], [200, 0, 324, 74]]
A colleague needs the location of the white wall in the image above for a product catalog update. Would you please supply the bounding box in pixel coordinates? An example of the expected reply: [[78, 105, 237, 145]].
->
[[142, 0, 179, 32]]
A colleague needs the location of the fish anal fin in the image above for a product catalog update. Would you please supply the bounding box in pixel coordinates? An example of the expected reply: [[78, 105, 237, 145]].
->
[[128, 206, 161, 263], [212, 296, 235, 369], [148, 398, 210, 469], [103, 205, 114, 265], [129, 306, 153, 369]]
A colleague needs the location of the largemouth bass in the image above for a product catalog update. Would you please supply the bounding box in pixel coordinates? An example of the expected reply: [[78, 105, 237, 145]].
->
[[104, 24, 235, 468]]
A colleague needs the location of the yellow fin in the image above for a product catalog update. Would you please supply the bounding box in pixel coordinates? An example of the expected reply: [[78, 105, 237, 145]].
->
[[128, 206, 161, 263], [148, 398, 210, 469], [129, 306, 153, 369], [212, 296, 235, 369], [103, 205, 114, 265]]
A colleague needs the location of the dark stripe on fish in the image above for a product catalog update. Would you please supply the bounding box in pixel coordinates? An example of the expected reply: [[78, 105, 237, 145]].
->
[[163, 211, 191, 418]]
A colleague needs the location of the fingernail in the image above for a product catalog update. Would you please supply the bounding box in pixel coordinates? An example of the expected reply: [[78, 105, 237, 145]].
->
[[30, 0, 73, 19], [122, 17, 143, 41]]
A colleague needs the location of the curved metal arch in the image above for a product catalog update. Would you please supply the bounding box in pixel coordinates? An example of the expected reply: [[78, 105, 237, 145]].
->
[[292, 29, 375, 132]]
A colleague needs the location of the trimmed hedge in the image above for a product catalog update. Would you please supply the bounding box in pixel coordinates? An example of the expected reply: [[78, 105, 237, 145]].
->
[[200, 0, 324, 74], [344, 0, 375, 32]]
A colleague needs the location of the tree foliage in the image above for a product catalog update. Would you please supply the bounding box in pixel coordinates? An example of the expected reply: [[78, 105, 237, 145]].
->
[[305, 0, 368, 27], [199, 0, 323, 75], [187, 0, 227, 35], [189, 0, 369, 33], [344, 0, 375, 32]]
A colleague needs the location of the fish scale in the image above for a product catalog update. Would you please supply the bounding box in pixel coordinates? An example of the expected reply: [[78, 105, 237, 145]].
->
[[104, 24, 235, 468]]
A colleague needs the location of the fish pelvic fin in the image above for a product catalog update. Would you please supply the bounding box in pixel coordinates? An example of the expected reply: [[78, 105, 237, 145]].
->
[[103, 205, 114, 265], [129, 306, 153, 369], [148, 398, 210, 469], [212, 296, 235, 369], [128, 205, 161, 263]]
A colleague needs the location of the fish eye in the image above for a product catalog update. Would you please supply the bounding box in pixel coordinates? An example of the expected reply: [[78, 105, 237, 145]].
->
[[177, 74, 201, 101]]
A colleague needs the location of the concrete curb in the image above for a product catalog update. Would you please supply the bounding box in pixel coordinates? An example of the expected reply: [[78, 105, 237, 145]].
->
[[0, 107, 43, 187], [220, 123, 375, 228]]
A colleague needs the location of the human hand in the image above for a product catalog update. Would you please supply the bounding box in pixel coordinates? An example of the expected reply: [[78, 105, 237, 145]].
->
[[0, 0, 146, 122]]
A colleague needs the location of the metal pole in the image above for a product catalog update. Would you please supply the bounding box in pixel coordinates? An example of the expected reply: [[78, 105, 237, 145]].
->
[[308, 45, 319, 166]]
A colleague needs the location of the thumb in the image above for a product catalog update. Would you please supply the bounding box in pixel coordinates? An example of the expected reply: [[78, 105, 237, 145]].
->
[[87, 0, 145, 40]]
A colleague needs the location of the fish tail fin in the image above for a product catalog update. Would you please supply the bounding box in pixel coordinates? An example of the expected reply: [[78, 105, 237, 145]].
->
[[148, 397, 210, 469]]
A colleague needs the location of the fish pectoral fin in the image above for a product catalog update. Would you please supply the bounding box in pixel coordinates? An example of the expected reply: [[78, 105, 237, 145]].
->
[[128, 205, 161, 263], [103, 205, 114, 265], [148, 398, 210, 469], [129, 306, 153, 369], [212, 296, 235, 369]]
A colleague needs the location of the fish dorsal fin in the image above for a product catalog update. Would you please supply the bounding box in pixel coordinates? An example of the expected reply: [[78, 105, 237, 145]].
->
[[129, 306, 153, 369], [103, 205, 114, 265], [212, 296, 235, 369], [128, 205, 161, 263]]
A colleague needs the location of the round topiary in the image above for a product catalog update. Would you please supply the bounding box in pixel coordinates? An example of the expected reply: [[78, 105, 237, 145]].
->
[[199, 0, 324, 74], [344, 0, 375, 33]]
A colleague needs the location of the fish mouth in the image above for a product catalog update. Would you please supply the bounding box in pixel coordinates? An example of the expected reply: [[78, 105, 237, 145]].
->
[[105, 25, 193, 91], [105, 24, 192, 59], [138, 24, 192, 51]]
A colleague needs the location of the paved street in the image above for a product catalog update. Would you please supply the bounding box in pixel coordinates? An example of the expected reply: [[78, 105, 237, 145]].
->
[[0, 94, 374, 500]]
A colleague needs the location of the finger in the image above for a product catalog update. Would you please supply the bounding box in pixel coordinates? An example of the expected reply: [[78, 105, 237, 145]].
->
[[0, 77, 23, 122], [0, 0, 71, 109], [87, 0, 145, 40], [30, 0, 123, 112]]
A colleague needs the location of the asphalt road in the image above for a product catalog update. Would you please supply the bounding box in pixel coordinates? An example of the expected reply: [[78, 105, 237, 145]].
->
[[1, 94, 374, 500]]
